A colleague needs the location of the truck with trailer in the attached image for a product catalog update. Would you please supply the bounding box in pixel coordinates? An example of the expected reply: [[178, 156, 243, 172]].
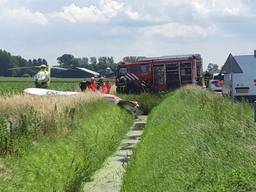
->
[[116, 54, 203, 94]]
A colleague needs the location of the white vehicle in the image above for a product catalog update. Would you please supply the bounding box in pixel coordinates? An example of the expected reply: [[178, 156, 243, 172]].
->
[[208, 73, 224, 92], [221, 51, 256, 101]]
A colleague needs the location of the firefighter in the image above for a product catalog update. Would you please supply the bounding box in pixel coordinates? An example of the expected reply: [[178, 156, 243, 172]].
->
[[79, 80, 89, 92], [204, 71, 211, 88], [117, 76, 127, 93], [101, 80, 111, 94], [126, 78, 141, 94], [105, 80, 111, 94], [34, 64, 50, 88], [97, 76, 104, 90], [88, 77, 97, 91]]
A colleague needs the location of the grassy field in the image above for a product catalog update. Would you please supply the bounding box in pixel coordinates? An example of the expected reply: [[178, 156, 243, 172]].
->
[[122, 86, 256, 192], [0, 77, 115, 95], [0, 77, 84, 95], [0, 93, 133, 191]]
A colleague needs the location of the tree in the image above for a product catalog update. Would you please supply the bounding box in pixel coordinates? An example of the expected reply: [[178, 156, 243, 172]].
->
[[207, 63, 220, 74], [0, 49, 48, 77], [90, 57, 97, 65], [107, 57, 114, 65], [81, 57, 89, 66], [27, 59, 33, 66], [42, 59, 47, 65], [57, 54, 75, 67], [0, 50, 11, 76], [32, 59, 38, 66], [98, 57, 107, 65], [123, 56, 146, 63]]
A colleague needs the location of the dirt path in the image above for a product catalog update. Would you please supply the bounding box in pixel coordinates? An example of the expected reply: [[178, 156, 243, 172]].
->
[[83, 115, 147, 192]]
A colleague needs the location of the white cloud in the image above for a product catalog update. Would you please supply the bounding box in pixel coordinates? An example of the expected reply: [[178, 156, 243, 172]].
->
[[100, 0, 124, 18], [145, 22, 219, 38], [0, 2, 48, 25], [190, 0, 252, 20], [125, 9, 140, 20], [52, 0, 141, 24], [52, 3, 107, 23], [3, 7, 48, 25], [0, 0, 8, 6]]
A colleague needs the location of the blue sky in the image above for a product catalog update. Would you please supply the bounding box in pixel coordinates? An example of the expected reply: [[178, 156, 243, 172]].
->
[[0, 0, 256, 69]]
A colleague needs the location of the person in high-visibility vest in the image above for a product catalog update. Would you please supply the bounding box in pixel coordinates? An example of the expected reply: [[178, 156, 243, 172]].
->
[[101, 80, 111, 94], [105, 80, 111, 94], [88, 77, 97, 91], [34, 64, 50, 88]]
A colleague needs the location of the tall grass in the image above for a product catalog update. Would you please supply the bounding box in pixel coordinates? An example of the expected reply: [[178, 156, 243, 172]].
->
[[0, 98, 133, 191], [122, 86, 256, 192], [0, 92, 100, 156]]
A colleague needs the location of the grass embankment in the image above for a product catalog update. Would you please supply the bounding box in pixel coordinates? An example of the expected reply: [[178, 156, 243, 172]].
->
[[122, 86, 256, 192], [118, 93, 166, 114], [0, 94, 133, 191]]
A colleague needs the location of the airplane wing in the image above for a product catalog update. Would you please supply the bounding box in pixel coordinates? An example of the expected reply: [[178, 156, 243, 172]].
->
[[8, 66, 40, 70], [76, 67, 100, 77], [51, 66, 75, 71]]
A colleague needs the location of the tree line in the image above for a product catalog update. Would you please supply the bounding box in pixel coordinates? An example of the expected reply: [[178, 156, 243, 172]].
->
[[0, 48, 166, 77], [57, 54, 116, 72], [0, 50, 119, 77], [0, 49, 48, 77]]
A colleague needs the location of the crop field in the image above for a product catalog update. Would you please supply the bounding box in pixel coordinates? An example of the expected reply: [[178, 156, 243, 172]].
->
[[0, 77, 84, 95], [122, 87, 256, 192]]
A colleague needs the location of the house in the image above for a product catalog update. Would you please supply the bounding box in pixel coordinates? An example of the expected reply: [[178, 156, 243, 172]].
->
[[221, 50, 256, 101]]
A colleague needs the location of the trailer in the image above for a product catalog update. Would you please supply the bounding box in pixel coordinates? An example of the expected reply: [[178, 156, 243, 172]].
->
[[221, 51, 256, 101], [116, 54, 203, 94]]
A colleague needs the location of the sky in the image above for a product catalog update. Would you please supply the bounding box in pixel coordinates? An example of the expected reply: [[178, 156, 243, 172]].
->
[[0, 0, 256, 69]]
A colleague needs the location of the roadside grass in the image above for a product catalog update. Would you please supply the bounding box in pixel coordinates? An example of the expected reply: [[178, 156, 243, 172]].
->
[[122, 86, 256, 192], [118, 93, 166, 114], [0, 100, 133, 192]]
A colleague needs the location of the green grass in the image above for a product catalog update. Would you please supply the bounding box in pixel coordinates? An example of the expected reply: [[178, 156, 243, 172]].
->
[[0, 77, 115, 95], [122, 86, 256, 192], [0, 79, 82, 95], [0, 100, 133, 192], [118, 93, 166, 114]]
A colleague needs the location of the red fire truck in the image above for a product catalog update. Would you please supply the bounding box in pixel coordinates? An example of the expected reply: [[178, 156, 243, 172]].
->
[[116, 54, 203, 93]]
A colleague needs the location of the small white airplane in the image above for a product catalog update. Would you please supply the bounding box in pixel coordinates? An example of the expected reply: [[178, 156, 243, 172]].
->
[[23, 87, 142, 115]]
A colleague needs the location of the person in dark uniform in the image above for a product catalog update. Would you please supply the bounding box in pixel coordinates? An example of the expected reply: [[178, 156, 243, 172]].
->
[[79, 80, 89, 91], [204, 71, 211, 88], [97, 76, 104, 90]]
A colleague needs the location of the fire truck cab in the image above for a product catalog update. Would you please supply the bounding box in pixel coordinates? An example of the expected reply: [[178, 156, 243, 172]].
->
[[116, 54, 203, 94]]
